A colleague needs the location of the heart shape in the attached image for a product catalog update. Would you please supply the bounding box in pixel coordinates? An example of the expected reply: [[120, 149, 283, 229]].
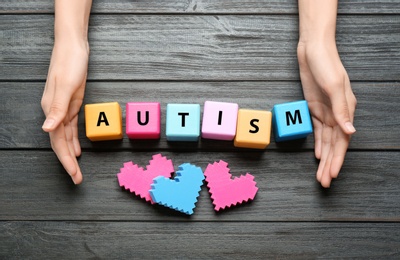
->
[[117, 154, 174, 203], [149, 163, 204, 215], [204, 160, 258, 211]]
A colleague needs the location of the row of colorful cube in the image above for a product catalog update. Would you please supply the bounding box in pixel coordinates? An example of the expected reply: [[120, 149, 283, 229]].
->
[[85, 100, 313, 149]]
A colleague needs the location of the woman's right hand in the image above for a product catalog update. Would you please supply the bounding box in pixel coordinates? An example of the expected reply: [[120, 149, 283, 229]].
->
[[41, 39, 89, 184]]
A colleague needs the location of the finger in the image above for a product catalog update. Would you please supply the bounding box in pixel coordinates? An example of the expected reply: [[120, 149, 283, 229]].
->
[[69, 80, 86, 157], [345, 77, 357, 123], [330, 127, 350, 179], [321, 129, 337, 188], [64, 113, 77, 157], [70, 114, 81, 157], [330, 81, 356, 135], [50, 129, 83, 185], [321, 166, 332, 188], [64, 114, 83, 184], [316, 125, 333, 183], [49, 122, 83, 185], [41, 76, 56, 114], [42, 83, 73, 132], [71, 166, 83, 185], [49, 124, 78, 179], [312, 118, 323, 159]]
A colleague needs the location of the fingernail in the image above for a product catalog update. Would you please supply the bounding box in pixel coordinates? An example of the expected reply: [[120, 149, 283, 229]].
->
[[345, 122, 356, 133], [42, 118, 55, 130]]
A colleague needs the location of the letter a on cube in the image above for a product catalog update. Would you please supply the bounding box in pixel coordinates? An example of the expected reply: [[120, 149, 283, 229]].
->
[[272, 100, 313, 142], [166, 104, 200, 141], [85, 102, 123, 141], [201, 101, 239, 141], [234, 109, 272, 149], [126, 102, 160, 139]]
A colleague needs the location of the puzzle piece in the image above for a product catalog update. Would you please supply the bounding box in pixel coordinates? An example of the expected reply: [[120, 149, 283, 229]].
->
[[204, 160, 258, 211], [149, 163, 204, 215], [117, 154, 174, 203]]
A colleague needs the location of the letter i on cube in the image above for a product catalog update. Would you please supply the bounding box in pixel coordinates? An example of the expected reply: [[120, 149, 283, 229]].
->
[[126, 102, 161, 139], [201, 101, 239, 141], [166, 104, 201, 141], [272, 100, 313, 142], [85, 102, 123, 141]]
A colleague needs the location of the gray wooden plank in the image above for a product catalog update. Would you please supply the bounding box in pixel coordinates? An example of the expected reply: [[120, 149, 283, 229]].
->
[[0, 82, 398, 150], [1, 150, 399, 221], [1, 15, 399, 81], [1, 0, 400, 14], [1, 221, 399, 259]]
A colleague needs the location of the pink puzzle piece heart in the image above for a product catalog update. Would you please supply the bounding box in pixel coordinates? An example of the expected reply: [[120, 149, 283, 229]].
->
[[117, 154, 174, 203], [204, 160, 258, 211]]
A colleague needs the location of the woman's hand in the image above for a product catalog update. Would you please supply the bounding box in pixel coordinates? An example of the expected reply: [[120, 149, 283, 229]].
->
[[41, 0, 92, 184], [297, 40, 357, 188], [41, 40, 89, 184]]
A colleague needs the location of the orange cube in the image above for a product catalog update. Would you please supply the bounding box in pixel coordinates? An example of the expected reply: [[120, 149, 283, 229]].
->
[[234, 109, 272, 149], [84, 102, 123, 141]]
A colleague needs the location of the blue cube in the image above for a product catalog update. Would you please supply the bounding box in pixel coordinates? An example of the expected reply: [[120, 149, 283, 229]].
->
[[272, 100, 313, 142], [166, 104, 201, 141]]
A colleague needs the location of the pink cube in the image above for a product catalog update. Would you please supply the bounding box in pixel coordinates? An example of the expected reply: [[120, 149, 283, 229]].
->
[[126, 102, 161, 139], [201, 101, 239, 140]]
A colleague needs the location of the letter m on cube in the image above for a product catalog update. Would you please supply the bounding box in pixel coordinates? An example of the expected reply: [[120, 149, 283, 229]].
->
[[272, 100, 313, 142]]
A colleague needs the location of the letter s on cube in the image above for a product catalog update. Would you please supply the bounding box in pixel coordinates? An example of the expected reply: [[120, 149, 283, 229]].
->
[[126, 102, 161, 139], [272, 100, 313, 142], [84, 102, 123, 141], [234, 109, 272, 149]]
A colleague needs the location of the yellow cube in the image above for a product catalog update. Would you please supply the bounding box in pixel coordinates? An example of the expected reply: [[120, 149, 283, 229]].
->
[[85, 102, 123, 141], [234, 109, 272, 149]]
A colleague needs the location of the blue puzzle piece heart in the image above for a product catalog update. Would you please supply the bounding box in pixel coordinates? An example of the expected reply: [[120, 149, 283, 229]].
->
[[149, 163, 204, 215]]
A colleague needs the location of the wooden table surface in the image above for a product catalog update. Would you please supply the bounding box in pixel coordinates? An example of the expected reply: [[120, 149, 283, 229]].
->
[[1, 1, 400, 258]]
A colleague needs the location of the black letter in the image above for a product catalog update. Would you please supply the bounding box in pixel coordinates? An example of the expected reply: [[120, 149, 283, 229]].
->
[[137, 111, 149, 126], [286, 110, 302, 126], [249, 119, 259, 133], [218, 111, 223, 125], [178, 112, 189, 127], [97, 112, 109, 126]]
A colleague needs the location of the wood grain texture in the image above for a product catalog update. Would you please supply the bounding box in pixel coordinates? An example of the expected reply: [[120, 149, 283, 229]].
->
[[1, 151, 399, 221], [1, 2, 399, 259], [1, 221, 399, 259], [1, 15, 399, 81], [0, 82, 399, 150], [1, 0, 400, 14]]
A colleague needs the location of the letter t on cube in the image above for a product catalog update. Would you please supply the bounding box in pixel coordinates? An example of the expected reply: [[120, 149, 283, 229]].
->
[[272, 100, 313, 142], [166, 104, 200, 141], [126, 102, 161, 139]]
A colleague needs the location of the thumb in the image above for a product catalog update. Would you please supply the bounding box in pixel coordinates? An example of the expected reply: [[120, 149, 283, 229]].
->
[[42, 87, 72, 132], [330, 89, 356, 135]]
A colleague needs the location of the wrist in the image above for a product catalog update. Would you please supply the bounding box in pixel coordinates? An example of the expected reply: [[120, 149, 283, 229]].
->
[[53, 37, 90, 57], [298, 0, 338, 46], [298, 36, 336, 50], [298, 27, 336, 47], [54, 22, 89, 43], [54, 0, 92, 46], [299, 33, 335, 47]]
